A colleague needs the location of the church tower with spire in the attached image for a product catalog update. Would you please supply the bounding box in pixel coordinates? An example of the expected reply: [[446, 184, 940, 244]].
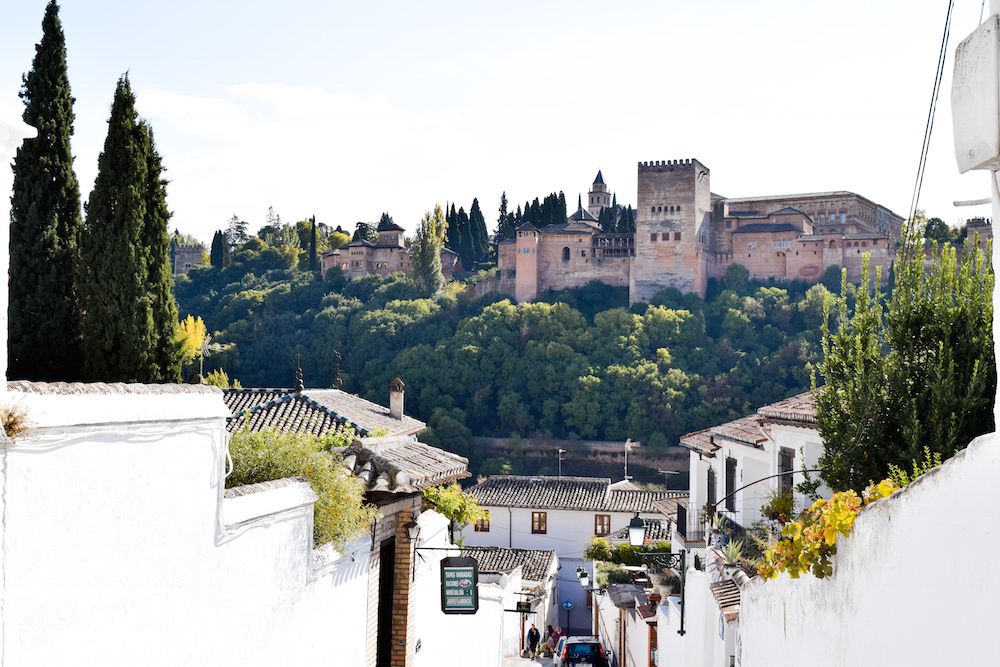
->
[[587, 171, 611, 219]]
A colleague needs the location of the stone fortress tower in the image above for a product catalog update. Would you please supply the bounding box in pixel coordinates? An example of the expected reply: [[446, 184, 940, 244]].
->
[[587, 171, 611, 219], [630, 159, 713, 302]]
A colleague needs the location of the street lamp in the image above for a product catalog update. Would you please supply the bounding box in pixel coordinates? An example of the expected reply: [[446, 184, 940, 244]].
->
[[627, 511, 686, 636], [576, 566, 590, 589], [558, 449, 567, 477]]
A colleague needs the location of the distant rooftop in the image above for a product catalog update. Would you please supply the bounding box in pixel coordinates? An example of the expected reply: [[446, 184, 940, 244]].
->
[[467, 475, 685, 512], [679, 391, 816, 455], [224, 387, 424, 438], [460, 546, 557, 582]]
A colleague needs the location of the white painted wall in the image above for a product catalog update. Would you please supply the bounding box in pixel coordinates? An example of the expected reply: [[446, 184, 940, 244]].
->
[[656, 569, 732, 667], [461, 505, 661, 634], [412, 510, 507, 667], [739, 434, 1000, 667], [624, 608, 653, 667], [0, 388, 376, 667]]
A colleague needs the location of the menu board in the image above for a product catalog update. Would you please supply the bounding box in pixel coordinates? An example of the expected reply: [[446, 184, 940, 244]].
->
[[440, 557, 479, 614]]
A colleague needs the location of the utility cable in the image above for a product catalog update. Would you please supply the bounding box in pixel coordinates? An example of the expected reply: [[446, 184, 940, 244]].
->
[[906, 0, 957, 231]]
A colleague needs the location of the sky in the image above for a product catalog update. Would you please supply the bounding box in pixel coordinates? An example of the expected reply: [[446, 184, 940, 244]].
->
[[1, 0, 994, 244]]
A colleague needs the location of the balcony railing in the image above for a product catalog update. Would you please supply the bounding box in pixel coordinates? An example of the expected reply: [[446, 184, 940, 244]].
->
[[675, 504, 706, 544]]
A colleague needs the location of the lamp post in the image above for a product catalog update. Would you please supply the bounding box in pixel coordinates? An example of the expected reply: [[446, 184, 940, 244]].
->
[[558, 448, 567, 477], [627, 512, 686, 636]]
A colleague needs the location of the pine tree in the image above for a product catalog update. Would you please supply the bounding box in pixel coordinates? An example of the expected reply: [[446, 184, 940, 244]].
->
[[210, 230, 226, 268], [496, 191, 515, 242], [412, 205, 447, 295], [139, 121, 182, 382], [514, 204, 523, 228], [9, 0, 84, 381], [227, 214, 248, 247], [78, 75, 155, 382]]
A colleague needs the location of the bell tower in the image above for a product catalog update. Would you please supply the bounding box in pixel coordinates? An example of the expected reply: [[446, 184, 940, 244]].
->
[[587, 171, 611, 219]]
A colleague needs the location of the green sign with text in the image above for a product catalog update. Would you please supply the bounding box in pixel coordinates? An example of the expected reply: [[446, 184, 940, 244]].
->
[[440, 556, 479, 614]]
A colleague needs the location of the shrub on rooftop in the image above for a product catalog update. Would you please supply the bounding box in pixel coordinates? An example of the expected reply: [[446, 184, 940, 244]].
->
[[226, 426, 377, 548]]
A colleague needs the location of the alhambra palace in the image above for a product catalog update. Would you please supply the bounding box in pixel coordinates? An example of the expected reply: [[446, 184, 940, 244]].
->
[[499, 159, 907, 302]]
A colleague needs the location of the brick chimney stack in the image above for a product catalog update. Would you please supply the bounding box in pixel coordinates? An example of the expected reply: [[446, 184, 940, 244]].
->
[[389, 377, 405, 421]]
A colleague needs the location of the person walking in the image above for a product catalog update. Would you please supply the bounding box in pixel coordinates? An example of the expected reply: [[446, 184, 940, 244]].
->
[[552, 625, 563, 647], [526, 623, 541, 660]]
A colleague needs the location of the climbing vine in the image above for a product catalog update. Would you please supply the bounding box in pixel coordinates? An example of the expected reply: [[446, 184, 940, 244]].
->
[[757, 479, 898, 580]]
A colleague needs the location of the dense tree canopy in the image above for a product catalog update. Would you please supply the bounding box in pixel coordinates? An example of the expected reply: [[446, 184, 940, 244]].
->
[[815, 224, 994, 491], [9, 0, 84, 380], [177, 222, 838, 471]]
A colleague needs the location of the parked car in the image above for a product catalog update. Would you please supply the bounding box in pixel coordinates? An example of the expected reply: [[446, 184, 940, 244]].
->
[[552, 637, 567, 667], [559, 636, 609, 667]]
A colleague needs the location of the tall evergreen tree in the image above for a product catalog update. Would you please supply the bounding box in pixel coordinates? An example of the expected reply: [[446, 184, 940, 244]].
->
[[9, 0, 84, 380], [139, 122, 182, 382], [445, 204, 461, 252], [78, 75, 156, 382], [457, 207, 474, 270], [309, 215, 318, 273], [227, 214, 248, 247], [469, 198, 488, 264], [412, 205, 447, 295], [210, 230, 226, 268]]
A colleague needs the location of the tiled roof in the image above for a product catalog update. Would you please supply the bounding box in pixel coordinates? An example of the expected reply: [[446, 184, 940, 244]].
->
[[7, 381, 219, 395], [844, 232, 888, 240], [756, 391, 816, 426], [678, 428, 716, 455], [680, 391, 817, 455], [459, 546, 557, 582], [593, 170, 605, 185], [607, 583, 648, 609], [226, 393, 360, 435], [769, 206, 809, 217], [341, 435, 469, 493], [466, 475, 686, 512], [651, 495, 688, 519], [376, 219, 405, 232], [223, 388, 424, 437], [608, 518, 673, 544], [568, 207, 599, 222], [711, 415, 768, 448], [710, 578, 741, 622], [732, 222, 801, 234]]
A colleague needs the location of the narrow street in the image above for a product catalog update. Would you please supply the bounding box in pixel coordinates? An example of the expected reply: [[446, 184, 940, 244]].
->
[[503, 657, 554, 667]]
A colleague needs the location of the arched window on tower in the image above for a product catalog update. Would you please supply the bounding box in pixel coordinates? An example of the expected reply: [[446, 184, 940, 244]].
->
[[562, 247, 570, 262]]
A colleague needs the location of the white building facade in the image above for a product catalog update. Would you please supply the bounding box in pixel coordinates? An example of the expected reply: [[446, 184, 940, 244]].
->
[[460, 476, 684, 636]]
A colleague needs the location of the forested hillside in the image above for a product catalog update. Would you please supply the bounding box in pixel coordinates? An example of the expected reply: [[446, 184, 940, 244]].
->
[[176, 239, 843, 461]]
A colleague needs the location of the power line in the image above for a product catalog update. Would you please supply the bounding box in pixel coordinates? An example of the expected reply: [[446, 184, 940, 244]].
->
[[906, 0, 957, 228]]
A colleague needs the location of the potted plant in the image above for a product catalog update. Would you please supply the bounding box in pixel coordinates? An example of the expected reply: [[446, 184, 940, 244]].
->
[[722, 539, 744, 576]]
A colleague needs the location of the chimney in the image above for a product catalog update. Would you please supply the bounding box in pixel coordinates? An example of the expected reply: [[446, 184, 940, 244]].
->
[[389, 377, 405, 420]]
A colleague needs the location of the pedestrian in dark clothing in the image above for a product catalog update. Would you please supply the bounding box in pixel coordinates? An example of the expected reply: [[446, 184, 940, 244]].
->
[[527, 624, 541, 660]]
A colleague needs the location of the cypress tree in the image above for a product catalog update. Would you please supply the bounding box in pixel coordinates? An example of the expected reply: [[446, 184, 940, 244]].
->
[[210, 230, 226, 268], [9, 0, 84, 380], [139, 122, 182, 382], [78, 75, 155, 382], [309, 215, 318, 273], [446, 204, 460, 252], [457, 206, 473, 270], [469, 198, 488, 264]]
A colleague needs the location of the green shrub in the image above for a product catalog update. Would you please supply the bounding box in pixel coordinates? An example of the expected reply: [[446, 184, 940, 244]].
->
[[887, 446, 943, 487], [227, 427, 377, 548], [584, 537, 612, 561]]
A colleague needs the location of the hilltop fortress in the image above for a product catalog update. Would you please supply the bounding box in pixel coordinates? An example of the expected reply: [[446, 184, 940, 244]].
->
[[498, 159, 904, 302]]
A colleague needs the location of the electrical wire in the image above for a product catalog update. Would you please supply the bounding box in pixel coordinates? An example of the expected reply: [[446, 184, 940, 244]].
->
[[906, 0, 957, 229]]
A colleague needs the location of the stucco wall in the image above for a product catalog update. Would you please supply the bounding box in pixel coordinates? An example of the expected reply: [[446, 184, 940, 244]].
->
[[0, 388, 379, 667], [739, 434, 1000, 667]]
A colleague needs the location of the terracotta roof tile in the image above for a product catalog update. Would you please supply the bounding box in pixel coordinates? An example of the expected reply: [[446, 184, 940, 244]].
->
[[460, 546, 557, 582], [757, 391, 816, 425], [467, 476, 685, 512], [710, 578, 741, 622], [608, 518, 674, 544]]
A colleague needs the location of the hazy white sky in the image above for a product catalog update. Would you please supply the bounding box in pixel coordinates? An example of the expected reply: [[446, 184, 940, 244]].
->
[[1, 0, 993, 243]]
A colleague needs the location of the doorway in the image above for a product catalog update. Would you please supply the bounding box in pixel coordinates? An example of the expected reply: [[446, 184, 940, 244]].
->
[[376, 537, 396, 667]]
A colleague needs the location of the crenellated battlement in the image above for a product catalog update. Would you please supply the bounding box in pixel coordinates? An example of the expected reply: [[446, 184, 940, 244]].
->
[[638, 158, 701, 169]]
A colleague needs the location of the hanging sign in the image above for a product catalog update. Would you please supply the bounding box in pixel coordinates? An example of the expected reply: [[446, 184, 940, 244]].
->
[[440, 556, 479, 614]]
